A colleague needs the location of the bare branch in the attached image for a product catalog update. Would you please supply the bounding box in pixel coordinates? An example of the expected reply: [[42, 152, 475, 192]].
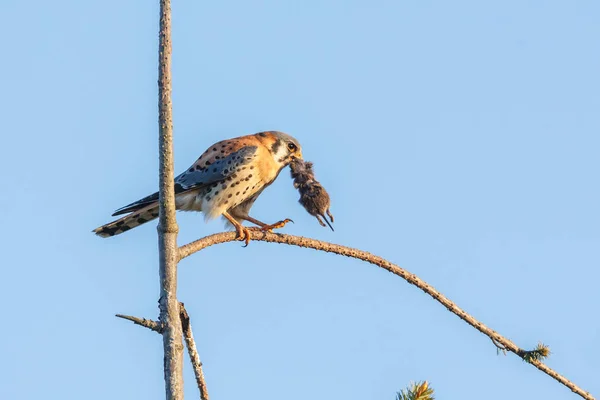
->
[[157, 0, 183, 399], [179, 303, 210, 400], [116, 314, 163, 333], [179, 231, 595, 400]]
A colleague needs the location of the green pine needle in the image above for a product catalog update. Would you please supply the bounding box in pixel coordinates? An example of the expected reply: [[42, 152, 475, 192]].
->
[[396, 381, 435, 400], [523, 342, 551, 363]]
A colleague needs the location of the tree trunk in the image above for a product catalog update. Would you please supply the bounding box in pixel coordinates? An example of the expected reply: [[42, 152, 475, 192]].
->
[[157, 0, 183, 399]]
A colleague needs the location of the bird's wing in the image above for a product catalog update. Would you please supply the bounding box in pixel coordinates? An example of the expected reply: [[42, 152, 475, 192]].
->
[[175, 145, 258, 190], [112, 144, 258, 216]]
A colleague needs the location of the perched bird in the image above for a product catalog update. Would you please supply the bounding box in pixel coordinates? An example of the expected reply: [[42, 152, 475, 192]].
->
[[289, 159, 334, 231], [94, 131, 302, 245]]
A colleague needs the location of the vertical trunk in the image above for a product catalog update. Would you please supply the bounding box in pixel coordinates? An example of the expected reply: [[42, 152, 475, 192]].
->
[[157, 0, 183, 399]]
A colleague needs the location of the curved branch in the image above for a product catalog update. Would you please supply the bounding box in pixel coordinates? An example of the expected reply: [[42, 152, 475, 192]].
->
[[179, 231, 595, 400]]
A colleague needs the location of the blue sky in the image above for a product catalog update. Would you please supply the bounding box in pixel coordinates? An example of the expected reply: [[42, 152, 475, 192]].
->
[[1, 1, 598, 399]]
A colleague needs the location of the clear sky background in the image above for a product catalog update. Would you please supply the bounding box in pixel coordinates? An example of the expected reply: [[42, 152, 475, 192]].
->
[[1, 1, 598, 399]]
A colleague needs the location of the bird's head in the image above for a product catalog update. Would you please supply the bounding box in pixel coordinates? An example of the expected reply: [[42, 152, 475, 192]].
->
[[255, 131, 303, 167]]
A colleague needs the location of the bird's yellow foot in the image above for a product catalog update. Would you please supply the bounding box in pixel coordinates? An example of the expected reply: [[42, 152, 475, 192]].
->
[[234, 225, 252, 247], [259, 218, 294, 232]]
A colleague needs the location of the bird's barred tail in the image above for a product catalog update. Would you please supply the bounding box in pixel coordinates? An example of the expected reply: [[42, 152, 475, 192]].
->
[[93, 204, 159, 238]]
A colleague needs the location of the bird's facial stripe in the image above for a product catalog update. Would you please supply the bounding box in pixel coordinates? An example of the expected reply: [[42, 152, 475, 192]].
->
[[270, 139, 282, 156], [270, 138, 294, 166]]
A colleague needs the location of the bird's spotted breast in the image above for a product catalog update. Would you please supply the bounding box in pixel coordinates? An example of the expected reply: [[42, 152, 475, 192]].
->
[[200, 168, 264, 219]]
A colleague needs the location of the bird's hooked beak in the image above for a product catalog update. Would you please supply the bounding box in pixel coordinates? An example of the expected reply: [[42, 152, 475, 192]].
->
[[292, 150, 303, 160]]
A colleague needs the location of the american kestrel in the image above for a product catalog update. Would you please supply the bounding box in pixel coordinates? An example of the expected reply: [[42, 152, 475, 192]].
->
[[94, 131, 303, 244]]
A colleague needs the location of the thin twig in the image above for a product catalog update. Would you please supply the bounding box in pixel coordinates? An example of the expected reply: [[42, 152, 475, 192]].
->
[[490, 336, 507, 356], [490, 336, 507, 350], [178, 231, 595, 400], [116, 314, 163, 333], [179, 303, 210, 400]]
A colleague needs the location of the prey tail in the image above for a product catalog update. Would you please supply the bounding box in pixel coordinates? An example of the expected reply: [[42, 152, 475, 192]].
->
[[93, 204, 159, 238], [321, 213, 335, 231], [315, 213, 335, 231]]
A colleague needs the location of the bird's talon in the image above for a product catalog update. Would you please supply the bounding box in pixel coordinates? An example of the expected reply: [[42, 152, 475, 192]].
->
[[235, 226, 252, 247], [260, 218, 293, 232]]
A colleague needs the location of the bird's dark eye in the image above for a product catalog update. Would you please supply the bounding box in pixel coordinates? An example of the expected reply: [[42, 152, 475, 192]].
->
[[287, 142, 297, 151]]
